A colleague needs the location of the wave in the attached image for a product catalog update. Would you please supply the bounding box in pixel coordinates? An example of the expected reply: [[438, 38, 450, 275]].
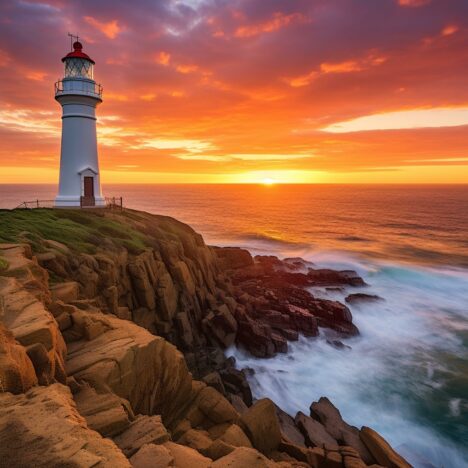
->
[[229, 252, 468, 468]]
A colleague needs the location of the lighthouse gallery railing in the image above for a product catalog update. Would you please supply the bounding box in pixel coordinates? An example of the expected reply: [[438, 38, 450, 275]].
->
[[55, 79, 103, 98]]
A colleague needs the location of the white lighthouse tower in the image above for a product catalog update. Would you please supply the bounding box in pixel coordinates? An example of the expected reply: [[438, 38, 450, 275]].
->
[[55, 39, 105, 207]]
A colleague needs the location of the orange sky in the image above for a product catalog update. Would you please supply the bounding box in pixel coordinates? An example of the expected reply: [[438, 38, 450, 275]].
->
[[0, 0, 467, 184]]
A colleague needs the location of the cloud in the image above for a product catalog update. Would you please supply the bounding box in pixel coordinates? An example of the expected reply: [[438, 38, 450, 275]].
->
[[234, 12, 309, 38], [398, 0, 431, 7], [321, 108, 468, 133], [84, 16, 121, 39], [134, 138, 217, 153], [156, 51, 171, 65]]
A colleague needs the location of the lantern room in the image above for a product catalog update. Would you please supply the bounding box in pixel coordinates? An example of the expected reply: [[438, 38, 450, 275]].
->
[[62, 41, 95, 79]]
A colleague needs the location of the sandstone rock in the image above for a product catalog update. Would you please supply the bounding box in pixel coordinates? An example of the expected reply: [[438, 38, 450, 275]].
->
[[178, 428, 213, 453], [360, 426, 411, 468], [163, 441, 212, 467], [74, 385, 132, 437], [204, 439, 236, 460], [202, 304, 238, 348], [230, 394, 249, 414], [114, 414, 171, 457], [130, 443, 174, 468], [218, 424, 252, 448], [220, 366, 253, 406], [241, 398, 282, 455], [307, 446, 343, 468], [202, 371, 226, 395], [310, 397, 374, 464], [275, 405, 306, 447], [174, 260, 196, 295], [0, 244, 50, 303], [0, 323, 37, 393], [65, 313, 194, 429], [196, 385, 240, 425], [214, 247, 254, 270], [0, 275, 66, 385], [0, 383, 130, 467], [50, 281, 79, 303], [294, 411, 338, 449], [212, 446, 278, 467]]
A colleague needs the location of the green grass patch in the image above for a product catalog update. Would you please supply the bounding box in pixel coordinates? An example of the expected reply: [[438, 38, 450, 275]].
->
[[0, 209, 150, 255], [0, 257, 8, 272]]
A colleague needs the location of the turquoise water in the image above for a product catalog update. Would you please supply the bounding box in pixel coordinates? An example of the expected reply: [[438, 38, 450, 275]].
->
[[1, 184, 467, 466]]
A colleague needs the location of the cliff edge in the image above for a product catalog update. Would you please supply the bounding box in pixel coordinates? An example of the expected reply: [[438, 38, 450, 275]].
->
[[0, 208, 411, 468]]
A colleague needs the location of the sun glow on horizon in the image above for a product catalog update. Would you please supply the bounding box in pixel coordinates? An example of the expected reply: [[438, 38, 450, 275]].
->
[[262, 177, 276, 185]]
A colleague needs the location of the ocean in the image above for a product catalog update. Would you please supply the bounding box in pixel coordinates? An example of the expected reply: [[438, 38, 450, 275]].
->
[[1, 183, 467, 467]]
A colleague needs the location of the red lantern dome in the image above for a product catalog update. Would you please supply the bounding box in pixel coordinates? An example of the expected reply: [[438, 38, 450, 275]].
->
[[62, 41, 95, 64]]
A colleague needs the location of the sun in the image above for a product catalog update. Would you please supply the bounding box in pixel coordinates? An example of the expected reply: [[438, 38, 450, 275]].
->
[[262, 177, 276, 185]]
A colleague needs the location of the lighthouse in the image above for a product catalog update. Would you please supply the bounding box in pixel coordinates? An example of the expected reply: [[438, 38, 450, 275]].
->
[[54, 39, 105, 207]]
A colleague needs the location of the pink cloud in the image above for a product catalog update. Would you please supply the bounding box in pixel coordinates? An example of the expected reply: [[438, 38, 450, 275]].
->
[[84, 16, 121, 39]]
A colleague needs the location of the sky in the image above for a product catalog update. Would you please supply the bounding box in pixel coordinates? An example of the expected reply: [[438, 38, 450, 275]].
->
[[0, 0, 467, 184]]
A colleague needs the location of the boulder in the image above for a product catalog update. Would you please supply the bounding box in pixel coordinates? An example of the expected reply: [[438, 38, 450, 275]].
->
[[178, 428, 213, 453], [345, 293, 383, 305], [310, 397, 374, 464], [275, 406, 306, 447], [214, 247, 254, 270], [204, 439, 236, 460], [196, 385, 240, 425], [74, 385, 132, 437], [307, 269, 366, 287], [294, 411, 338, 449], [130, 443, 174, 468], [163, 441, 212, 467], [212, 446, 278, 467], [220, 367, 253, 406], [230, 394, 249, 414], [202, 305, 238, 348], [218, 424, 252, 448], [114, 414, 171, 457], [360, 426, 411, 468], [0, 383, 130, 467], [241, 398, 282, 455]]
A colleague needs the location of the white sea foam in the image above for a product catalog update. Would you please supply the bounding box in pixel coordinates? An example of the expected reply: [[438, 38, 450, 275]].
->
[[230, 250, 468, 468]]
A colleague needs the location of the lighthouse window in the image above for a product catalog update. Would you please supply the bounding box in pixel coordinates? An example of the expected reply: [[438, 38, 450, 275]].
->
[[64, 58, 94, 79]]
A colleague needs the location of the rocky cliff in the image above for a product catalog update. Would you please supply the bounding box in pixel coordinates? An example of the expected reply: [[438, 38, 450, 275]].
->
[[0, 208, 411, 468]]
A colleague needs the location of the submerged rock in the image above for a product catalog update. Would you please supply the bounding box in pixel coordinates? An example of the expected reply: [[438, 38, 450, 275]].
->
[[345, 293, 384, 304]]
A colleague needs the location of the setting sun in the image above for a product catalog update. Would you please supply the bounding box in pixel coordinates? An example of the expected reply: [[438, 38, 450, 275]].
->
[[262, 178, 276, 185]]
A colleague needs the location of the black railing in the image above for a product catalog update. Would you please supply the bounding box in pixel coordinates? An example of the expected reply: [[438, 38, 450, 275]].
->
[[15, 200, 55, 209], [55, 79, 103, 98], [105, 197, 123, 210], [16, 197, 123, 210]]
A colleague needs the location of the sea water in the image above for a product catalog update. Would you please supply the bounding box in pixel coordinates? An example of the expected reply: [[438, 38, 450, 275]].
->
[[1, 184, 467, 466]]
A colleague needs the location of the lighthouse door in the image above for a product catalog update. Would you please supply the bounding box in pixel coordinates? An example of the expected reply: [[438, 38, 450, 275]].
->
[[83, 176, 95, 206]]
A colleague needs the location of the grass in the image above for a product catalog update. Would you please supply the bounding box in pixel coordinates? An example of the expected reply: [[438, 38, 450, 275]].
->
[[0, 257, 8, 272], [0, 209, 150, 255]]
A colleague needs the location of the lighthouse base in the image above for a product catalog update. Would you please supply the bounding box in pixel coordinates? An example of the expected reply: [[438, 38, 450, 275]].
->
[[55, 195, 106, 208]]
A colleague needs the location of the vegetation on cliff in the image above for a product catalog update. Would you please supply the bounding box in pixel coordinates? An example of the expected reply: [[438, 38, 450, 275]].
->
[[0, 208, 150, 254]]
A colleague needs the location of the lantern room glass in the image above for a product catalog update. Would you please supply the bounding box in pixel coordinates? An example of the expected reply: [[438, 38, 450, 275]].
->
[[64, 58, 94, 79]]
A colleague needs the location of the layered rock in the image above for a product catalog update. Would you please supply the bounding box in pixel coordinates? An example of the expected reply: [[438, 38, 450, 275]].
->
[[0, 383, 130, 467]]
